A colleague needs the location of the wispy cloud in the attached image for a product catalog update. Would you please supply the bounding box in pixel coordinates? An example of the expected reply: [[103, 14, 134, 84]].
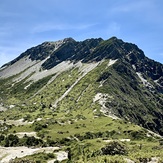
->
[[106, 22, 121, 37], [0, 12, 19, 19], [111, 0, 153, 13], [111, 0, 163, 23], [0, 52, 17, 67], [0, 53, 11, 67], [0, 26, 14, 37], [31, 23, 97, 34], [0, 46, 29, 67], [159, 53, 163, 57]]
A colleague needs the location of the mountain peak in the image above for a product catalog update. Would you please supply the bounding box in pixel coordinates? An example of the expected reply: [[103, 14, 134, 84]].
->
[[109, 36, 118, 40], [0, 37, 151, 69], [63, 37, 76, 43]]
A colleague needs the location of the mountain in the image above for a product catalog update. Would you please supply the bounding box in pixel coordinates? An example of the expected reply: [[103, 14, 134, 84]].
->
[[0, 37, 163, 162]]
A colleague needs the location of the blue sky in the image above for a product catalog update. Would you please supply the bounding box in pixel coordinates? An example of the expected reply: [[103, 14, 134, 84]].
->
[[0, 0, 163, 67]]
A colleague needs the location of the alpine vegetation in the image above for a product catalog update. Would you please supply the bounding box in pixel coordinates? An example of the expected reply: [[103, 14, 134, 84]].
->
[[0, 37, 163, 162]]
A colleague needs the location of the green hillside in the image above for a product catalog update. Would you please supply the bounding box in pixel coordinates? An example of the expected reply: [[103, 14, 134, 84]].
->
[[0, 37, 163, 162]]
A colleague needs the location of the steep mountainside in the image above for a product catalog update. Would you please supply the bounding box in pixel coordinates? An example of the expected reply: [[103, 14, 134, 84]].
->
[[0, 37, 163, 162]]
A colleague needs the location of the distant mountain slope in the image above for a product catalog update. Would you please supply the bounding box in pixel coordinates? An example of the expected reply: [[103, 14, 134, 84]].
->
[[0, 36, 163, 136]]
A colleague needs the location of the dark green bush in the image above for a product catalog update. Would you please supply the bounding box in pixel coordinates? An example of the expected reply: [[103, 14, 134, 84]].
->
[[101, 141, 128, 155], [130, 130, 146, 140], [0, 134, 5, 142], [96, 71, 112, 82], [4, 134, 19, 147]]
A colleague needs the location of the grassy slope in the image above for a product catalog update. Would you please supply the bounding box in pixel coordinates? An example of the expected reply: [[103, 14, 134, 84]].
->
[[0, 59, 163, 162]]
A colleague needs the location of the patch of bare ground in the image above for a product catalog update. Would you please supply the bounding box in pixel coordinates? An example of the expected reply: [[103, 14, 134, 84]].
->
[[0, 146, 61, 163]]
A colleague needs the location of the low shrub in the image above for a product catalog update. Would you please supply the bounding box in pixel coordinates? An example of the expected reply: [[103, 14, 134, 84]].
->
[[101, 141, 128, 155]]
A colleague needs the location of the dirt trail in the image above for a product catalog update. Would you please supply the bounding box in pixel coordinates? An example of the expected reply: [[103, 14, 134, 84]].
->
[[0, 146, 60, 163], [0, 118, 33, 126], [47, 151, 68, 163]]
